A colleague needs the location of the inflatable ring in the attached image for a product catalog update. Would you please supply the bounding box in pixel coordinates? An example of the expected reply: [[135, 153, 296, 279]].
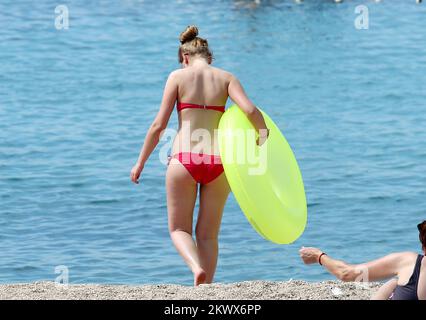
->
[[218, 105, 307, 244]]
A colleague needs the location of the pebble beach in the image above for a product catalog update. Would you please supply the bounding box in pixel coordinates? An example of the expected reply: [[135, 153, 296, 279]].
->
[[0, 280, 381, 300]]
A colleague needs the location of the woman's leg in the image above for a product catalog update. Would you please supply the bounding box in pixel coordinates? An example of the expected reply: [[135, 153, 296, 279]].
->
[[196, 172, 230, 283], [166, 158, 206, 286]]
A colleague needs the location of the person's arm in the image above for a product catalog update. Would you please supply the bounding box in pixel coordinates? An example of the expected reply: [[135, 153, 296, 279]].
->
[[227, 75, 269, 145], [370, 278, 398, 300], [130, 71, 178, 184], [299, 247, 403, 282]]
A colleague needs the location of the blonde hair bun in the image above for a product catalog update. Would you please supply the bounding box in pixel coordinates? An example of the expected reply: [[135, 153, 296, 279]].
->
[[180, 25, 199, 44]]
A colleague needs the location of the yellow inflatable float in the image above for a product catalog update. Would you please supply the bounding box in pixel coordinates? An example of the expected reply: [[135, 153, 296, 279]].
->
[[218, 105, 307, 244]]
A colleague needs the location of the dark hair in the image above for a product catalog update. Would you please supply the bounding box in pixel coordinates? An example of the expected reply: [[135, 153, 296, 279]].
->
[[418, 220, 426, 248], [178, 25, 213, 64]]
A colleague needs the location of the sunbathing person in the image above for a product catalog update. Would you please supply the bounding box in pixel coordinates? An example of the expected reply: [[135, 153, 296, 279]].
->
[[299, 221, 426, 300]]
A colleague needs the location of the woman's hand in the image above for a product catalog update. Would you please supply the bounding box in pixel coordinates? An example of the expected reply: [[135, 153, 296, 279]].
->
[[256, 128, 269, 146], [299, 246, 323, 264], [130, 163, 144, 184]]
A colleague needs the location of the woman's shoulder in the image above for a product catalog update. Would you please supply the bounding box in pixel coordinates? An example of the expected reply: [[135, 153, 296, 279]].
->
[[210, 66, 234, 79], [380, 252, 418, 266], [168, 69, 185, 78], [395, 251, 420, 259], [395, 252, 421, 265], [168, 66, 235, 83]]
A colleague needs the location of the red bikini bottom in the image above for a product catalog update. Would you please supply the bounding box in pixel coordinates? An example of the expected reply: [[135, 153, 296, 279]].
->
[[170, 152, 224, 185]]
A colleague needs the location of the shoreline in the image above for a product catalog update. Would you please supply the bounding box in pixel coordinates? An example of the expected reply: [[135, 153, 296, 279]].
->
[[0, 280, 381, 300]]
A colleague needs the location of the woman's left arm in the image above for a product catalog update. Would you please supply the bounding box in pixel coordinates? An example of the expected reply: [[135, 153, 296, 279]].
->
[[370, 278, 398, 300], [299, 247, 404, 282], [131, 71, 178, 184]]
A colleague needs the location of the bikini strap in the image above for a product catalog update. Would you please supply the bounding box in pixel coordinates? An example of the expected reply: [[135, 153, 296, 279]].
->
[[411, 255, 424, 293], [177, 102, 225, 113]]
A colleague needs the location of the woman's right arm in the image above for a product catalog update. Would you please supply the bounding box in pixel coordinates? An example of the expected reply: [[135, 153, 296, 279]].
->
[[228, 75, 269, 145], [130, 71, 178, 184], [299, 247, 405, 282]]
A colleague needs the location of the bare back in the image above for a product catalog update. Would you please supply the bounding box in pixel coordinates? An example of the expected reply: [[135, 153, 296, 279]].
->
[[177, 65, 230, 106], [171, 64, 232, 156]]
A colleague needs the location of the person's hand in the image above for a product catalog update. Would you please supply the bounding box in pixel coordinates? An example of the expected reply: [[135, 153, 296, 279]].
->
[[299, 246, 323, 264], [130, 162, 144, 184], [256, 128, 269, 146]]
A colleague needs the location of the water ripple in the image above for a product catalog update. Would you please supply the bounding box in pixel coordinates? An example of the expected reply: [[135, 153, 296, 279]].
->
[[1, 0, 425, 285]]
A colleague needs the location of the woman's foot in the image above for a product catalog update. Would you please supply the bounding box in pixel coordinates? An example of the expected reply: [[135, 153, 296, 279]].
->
[[194, 268, 207, 286]]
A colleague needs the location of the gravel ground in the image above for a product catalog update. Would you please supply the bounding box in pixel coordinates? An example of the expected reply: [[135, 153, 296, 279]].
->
[[0, 280, 381, 300]]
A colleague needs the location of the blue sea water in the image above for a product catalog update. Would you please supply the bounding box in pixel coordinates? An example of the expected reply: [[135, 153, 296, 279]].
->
[[1, 0, 426, 285]]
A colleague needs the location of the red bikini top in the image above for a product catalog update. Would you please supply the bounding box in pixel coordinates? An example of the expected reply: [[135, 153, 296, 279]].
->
[[177, 102, 225, 113]]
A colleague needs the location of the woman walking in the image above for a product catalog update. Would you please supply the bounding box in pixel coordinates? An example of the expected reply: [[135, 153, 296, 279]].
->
[[131, 26, 268, 285]]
